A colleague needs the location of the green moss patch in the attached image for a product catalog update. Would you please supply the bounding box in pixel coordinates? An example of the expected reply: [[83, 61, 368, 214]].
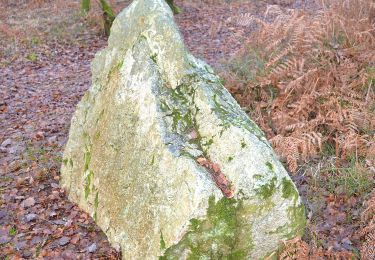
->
[[84, 170, 94, 199], [256, 177, 277, 199], [161, 196, 253, 259], [94, 191, 99, 221], [266, 161, 274, 172], [160, 232, 166, 250], [267, 201, 306, 240], [286, 203, 306, 238], [210, 88, 266, 143], [157, 78, 214, 158], [281, 177, 298, 202], [84, 150, 91, 172]]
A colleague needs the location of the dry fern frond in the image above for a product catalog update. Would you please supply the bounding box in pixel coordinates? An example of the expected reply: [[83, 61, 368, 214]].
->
[[279, 237, 309, 260], [358, 190, 375, 259], [264, 4, 284, 19], [270, 134, 321, 173], [362, 191, 375, 223], [226, 13, 266, 27], [361, 232, 375, 260]]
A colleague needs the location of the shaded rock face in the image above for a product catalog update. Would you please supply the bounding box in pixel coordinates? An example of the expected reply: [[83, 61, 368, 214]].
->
[[60, 0, 306, 259]]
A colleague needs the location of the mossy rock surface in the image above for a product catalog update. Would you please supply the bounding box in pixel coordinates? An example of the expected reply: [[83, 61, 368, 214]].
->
[[60, 0, 306, 259]]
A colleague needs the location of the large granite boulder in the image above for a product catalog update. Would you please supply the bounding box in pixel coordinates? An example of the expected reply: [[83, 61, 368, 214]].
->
[[60, 0, 306, 258]]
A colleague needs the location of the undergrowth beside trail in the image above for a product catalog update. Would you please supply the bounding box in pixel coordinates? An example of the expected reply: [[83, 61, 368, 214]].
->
[[223, 0, 375, 258]]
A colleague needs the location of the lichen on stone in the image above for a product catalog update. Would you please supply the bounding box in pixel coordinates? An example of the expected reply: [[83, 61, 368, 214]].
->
[[84, 170, 94, 199], [155, 74, 210, 159], [281, 177, 299, 201], [94, 191, 99, 221], [266, 161, 274, 172], [256, 177, 277, 199], [286, 202, 306, 237], [161, 196, 253, 259]]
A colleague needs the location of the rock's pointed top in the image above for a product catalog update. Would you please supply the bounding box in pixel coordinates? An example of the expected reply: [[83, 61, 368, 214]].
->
[[93, 0, 190, 89]]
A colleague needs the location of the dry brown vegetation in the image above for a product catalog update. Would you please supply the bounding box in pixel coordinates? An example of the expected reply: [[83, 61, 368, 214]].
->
[[226, 0, 374, 173], [358, 190, 375, 259], [224, 0, 375, 258]]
